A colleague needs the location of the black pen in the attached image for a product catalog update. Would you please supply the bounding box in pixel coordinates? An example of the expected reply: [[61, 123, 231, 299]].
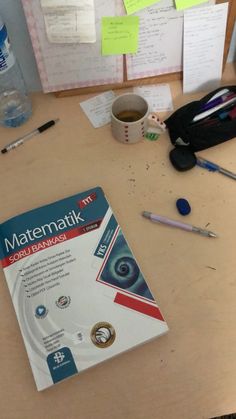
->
[[1, 119, 60, 153]]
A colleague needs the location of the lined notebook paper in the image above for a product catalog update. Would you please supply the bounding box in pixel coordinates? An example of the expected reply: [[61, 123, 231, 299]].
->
[[183, 3, 228, 93]]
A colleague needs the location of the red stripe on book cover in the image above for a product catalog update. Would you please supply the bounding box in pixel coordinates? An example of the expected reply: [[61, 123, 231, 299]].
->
[[78, 192, 97, 209], [1, 219, 102, 267], [114, 292, 165, 321]]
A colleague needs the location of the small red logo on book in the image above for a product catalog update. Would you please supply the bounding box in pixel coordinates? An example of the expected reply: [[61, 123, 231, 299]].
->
[[78, 192, 97, 209]]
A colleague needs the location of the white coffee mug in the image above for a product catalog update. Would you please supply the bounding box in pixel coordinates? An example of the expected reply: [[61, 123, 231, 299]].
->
[[111, 93, 149, 144]]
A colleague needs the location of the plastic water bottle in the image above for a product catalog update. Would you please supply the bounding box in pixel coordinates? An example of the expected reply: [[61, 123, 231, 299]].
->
[[0, 15, 32, 127]]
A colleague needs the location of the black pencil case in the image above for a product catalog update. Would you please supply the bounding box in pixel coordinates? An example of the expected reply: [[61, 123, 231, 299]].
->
[[165, 85, 236, 152]]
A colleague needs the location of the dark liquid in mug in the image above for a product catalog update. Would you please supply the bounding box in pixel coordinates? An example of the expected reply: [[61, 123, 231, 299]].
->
[[115, 110, 143, 122]]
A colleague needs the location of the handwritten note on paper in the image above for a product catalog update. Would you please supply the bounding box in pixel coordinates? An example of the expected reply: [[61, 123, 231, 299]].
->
[[40, 0, 96, 43], [126, 0, 215, 81], [80, 91, 116, 128], [123, 0, 161, 15], [126, 1, 183, 79], [175, 0, 208, 10], [183, 3, 228, 94], [27, 0, 123, 92], [133, 84, 173, 111], [102, 16, 139, 55]]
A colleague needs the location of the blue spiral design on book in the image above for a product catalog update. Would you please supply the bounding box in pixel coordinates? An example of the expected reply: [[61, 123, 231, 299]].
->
[[100, 231, 154, 300]]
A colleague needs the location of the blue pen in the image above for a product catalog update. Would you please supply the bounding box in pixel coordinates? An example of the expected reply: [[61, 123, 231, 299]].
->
[[197, 156, 236, 180]]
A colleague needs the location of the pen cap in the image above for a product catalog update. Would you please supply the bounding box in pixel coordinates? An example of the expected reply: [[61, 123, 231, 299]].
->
[[38, 120, 56, 132]]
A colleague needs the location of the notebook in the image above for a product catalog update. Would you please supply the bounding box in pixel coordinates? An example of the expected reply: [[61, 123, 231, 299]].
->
[[0, 186, 168, 390]]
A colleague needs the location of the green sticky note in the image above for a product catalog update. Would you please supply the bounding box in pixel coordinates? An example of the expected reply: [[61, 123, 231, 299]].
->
[[175, 0, 208, 10], [102, 16, 139, 56], [123, 0, 161, 15]]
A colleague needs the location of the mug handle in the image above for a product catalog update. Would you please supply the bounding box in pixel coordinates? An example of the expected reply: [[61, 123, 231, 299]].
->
[[147, 112, 166, 134]]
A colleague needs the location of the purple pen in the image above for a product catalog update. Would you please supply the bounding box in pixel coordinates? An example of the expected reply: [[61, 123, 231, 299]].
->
[[200, 93, 236, 112], [193, 96, 236, 123], [142, 211, 217, 238]]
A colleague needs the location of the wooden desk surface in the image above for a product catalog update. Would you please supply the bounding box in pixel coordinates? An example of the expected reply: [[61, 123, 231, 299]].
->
[[0, 63, 235, 419]]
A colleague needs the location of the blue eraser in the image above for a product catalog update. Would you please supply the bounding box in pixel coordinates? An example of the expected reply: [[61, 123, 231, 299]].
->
[[176, 198, 191, 216]]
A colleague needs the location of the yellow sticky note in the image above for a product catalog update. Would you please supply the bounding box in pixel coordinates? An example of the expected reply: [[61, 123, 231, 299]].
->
[[124, 0, 161, 15], [102, 16, 139, 56], [175, 0, 208, 10]]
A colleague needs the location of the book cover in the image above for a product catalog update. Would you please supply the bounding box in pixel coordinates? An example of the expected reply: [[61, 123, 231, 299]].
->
[[0, 187, 168, 391]]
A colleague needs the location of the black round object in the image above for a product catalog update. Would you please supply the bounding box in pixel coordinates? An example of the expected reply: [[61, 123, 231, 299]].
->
[[169, 147, 197, 171]]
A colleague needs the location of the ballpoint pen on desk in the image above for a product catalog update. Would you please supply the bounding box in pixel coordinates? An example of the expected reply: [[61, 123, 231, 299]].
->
[[196, 156, 236, 180], [142, 211, 218, 238], [1, 119, 60, 154]]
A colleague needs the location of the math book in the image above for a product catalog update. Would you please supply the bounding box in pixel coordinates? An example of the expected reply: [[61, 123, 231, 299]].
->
[[0, 187, 168, 391]]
